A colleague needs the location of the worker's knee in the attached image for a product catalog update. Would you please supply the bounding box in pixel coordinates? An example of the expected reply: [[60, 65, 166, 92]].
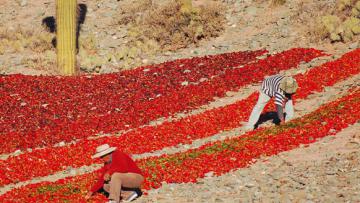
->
[[110, 173, 123, 182]]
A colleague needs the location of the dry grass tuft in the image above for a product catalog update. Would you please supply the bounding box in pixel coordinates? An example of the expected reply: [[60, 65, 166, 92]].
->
[[293, 0, 360, 43], [106, 0, 227, 70], [131, 0, 226, 50], [0, 27, 53, 54], [113, 0, 153, 26], [270, 0, 286, 7]]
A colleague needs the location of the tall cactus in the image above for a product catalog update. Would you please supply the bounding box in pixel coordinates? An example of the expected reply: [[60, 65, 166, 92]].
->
[[56, 0, 77, 75]]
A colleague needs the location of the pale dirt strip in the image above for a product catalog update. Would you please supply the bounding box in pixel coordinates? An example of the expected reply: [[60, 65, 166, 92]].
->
[[0, 54, 332, 160], [135, 123, 360, 203], [1, 72, 358, 195]]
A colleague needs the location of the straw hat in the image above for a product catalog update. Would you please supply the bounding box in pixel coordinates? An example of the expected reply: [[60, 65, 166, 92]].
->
[[91, 144, 117, 159], [280, 76, 298, 94]]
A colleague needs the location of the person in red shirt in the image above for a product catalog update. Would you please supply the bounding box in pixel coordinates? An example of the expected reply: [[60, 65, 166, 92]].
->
[[85, 144, 144, 203]]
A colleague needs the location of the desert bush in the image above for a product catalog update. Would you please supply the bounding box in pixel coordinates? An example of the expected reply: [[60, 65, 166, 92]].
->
[[128, 0, 226, 50], [113, 0, 153, 25], [270, 0, 286, 7], [20, 51, 57, 72], [0, 27, 53, 54], [108, 0, 226, 70], [308, 0, 360, 42]]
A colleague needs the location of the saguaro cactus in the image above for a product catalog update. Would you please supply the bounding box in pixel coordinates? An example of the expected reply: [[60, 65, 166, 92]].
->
[[56, 0, 77, 75]]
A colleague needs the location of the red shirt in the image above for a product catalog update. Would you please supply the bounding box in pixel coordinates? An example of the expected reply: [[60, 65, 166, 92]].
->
[[90, 150, 143, 193]]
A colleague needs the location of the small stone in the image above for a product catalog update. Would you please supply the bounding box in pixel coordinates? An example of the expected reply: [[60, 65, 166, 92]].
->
[[250, 41, 261, 49], [14, 149, 22, 155], [349, 42, 359, 49], [70, 169, 77, 175], [94, 66, 101, 73], [99, 66, 118, 74], [345, 141, 359, 148], [164, 51, 172, 56], [329, 129, 337, 134], [58, 141, 66, 147], [183, 69, 191, 73], [205, 171, 214, 177], [245, 182, 255, 188], [181, 81, 189, 86], [246, 6, 258, 16], [107, 3, 118, 10], [18, 0, 27, 6], [199, 78, 208, 82]]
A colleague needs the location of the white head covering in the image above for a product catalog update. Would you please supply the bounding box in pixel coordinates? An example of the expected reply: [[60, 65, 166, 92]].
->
[[91, 144, 117, 159]]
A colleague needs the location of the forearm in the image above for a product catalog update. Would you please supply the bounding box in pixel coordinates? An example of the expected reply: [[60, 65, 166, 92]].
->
[[276, 104, 285, 122]]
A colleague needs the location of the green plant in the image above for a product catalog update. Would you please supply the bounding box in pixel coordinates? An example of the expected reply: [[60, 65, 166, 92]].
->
[[337, 0, 354, 11], [352, 1, 360, 16], [177, 0, 195, 14], [315, 0, 360, 42], [342, 17, 360, 41], [320, 15, 342, 41]]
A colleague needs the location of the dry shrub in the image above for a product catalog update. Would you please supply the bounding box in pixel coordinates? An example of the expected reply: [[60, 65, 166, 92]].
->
[[0, 26, 53, 54], [336, 0, 359, 20], [291, 1, 337, 42], [21, 53, 57, 72], [130, 0, 226, 50], [113, 0, 153, 25], [270, 0, 286, 7], [306, 0, 360, 42]]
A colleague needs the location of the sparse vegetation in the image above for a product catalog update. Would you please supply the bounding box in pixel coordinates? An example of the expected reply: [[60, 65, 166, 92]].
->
[[270, 0, 286, 7], [134, 0, 225, 50], [108, 0, 226, 70], [0, 27, 53, 54], [309, 0, 360, 42]]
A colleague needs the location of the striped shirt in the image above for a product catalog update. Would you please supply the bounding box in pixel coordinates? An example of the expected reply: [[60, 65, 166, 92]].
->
[[261, 75, 286, 106]]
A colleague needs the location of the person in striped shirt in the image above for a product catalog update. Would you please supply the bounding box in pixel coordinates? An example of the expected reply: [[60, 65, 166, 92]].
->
[[245, 74, 298, 130]]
